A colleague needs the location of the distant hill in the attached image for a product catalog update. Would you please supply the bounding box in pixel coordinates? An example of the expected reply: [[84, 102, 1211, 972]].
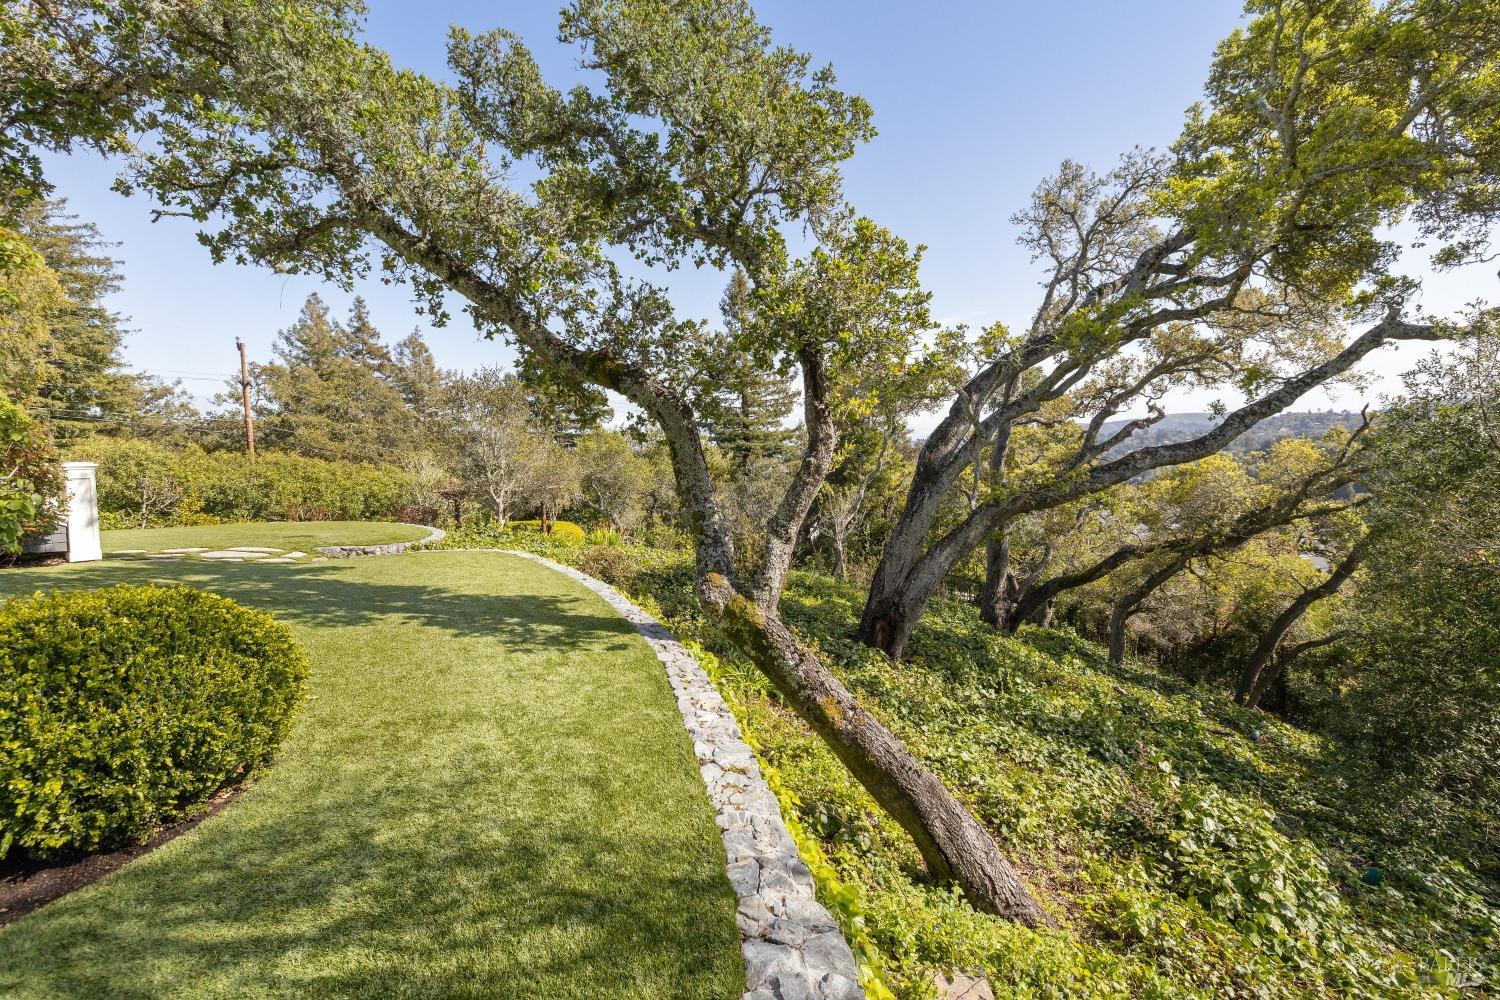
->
[[1100, 410, 1364, 457]]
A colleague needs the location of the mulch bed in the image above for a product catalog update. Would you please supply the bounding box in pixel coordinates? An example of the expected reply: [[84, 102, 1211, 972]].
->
[[0, 788, 243, 928]]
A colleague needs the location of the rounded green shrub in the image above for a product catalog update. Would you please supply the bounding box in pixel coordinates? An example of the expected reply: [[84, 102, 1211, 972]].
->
[[0, 584, 308, 859]]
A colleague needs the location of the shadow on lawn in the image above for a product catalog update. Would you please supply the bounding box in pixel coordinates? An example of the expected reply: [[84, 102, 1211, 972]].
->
[[0, 553, 640, 658], [2, 764, 741, 999], [0, 551, 743, 998]]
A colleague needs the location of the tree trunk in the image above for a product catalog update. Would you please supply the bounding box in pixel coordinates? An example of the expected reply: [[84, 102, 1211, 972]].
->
[[857, 461, 961, 653], [978, 531, 1018, 631], [1247, 631, 1349, 711], [700, 575, 1053, 926], [831, 529, 848, 581], [856, 314, 1436, 659], [1236, 547, 1364, 706], [856, 589, 927, 659], [350, 197, 1050, 927], [1107, 602, 1132, 667], [1108, 556, 1191, 666]]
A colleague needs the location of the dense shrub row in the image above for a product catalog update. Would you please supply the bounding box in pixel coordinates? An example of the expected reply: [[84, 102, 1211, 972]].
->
[[68, 438, 424, 528], [0, 584, 307, 859]]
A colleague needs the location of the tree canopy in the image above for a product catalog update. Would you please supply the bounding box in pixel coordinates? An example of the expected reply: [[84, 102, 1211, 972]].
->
[[4, 0, 1496, 930]]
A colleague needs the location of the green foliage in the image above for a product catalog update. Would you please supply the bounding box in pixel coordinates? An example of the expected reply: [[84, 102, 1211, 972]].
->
[[3, 201, 195, 442], [243, 294, 421, 461], [70, 437, 425, 528], [0, 390, 62, 552], [508, 518, 585, 544], [586, 527, 622, 547], [0, 584, 307, 859], [1331, 338, 1500, 814], [0, 2, 172, 207], [574, 429, 653, 531], [439, 529, 1497, 997], [694, 270, 801, 475]]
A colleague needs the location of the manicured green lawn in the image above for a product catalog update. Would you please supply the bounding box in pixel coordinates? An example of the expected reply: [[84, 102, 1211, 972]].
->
[[0, 549, 743, 999], [101, 520, 431, 554]]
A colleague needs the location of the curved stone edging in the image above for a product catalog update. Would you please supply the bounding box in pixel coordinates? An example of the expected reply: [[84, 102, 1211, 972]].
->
[[315, 525, 445, 559], [502, 551, 865, 1000]]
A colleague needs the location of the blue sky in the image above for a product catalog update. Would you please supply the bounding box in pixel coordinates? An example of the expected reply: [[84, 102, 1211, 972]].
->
[[38, 1, 1491, 422]]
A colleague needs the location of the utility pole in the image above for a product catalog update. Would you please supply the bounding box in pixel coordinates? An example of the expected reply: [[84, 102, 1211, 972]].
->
[[236, 338, 256, 461]]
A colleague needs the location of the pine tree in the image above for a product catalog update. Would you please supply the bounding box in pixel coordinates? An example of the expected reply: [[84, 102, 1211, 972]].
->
[[699, 271, 799, 476], [391, 328, 445, 428], [5, 200, 196, 441], [516, 348, 611, 443], [248, 293, 413, 460]]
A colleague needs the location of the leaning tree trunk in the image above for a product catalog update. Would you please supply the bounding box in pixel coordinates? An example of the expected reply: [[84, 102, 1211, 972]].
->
[[700, 574, 1054, 926], [1236, 545, 1365, 706], [349, 200, 1051, 926], [1108, 556, 1191, 666], [1244, 631, 1349, 710]]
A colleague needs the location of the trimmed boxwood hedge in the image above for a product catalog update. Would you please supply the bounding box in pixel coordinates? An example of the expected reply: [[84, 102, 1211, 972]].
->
[[0, 584, 308, 860]]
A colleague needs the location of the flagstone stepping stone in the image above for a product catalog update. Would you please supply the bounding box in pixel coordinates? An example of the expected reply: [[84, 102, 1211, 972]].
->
[[257, 557, 300, 563], [935, 973, 995, 1000], [146, 554, 181, 562], [281, 551, 306, 559], [201, 551, 251, 560], [229, 546, 283, 553], [161, 547, 209, 553]]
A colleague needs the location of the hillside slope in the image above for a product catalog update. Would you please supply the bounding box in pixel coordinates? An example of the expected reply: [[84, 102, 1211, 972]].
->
[[1100, 410, 1366, 457], [436, 532, 1496, 998]]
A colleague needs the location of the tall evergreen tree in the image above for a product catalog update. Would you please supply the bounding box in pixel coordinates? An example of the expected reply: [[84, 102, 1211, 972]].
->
[[247, 293, 412, 460], [698, 271, 799, 476], [515, 349, 611, 443], [391, 328, 446, 430], [3, 200, 194, 441]]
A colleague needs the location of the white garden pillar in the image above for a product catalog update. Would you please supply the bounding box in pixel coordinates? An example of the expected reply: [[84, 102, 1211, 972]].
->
[[62, 461, 102, 563]]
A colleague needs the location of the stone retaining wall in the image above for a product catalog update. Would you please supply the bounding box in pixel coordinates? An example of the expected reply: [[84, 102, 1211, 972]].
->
[[315, 525, 446, 558], [504, 551, 865, 1000]]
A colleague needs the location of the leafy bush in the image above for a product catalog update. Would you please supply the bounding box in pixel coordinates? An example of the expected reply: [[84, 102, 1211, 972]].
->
[[0, 584, 308, 859], [586, 527, 623, 547], [0, 392, 63, 553], [70, 437, 424, 527], [509, 519, 586, 544]]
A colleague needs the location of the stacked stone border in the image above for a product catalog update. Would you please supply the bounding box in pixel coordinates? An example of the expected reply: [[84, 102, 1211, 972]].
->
[[316, 525, 446, 558], [503, 551, 865, 1000]]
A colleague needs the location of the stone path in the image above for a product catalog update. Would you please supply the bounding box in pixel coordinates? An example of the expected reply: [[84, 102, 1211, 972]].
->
[[114, 528, 443, 565], [504, 551, 865, 1000], [103, 537, 867, 997]]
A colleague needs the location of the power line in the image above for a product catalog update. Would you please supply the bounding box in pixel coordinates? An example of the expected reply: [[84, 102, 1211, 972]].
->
[[31, 359, 237, 380]]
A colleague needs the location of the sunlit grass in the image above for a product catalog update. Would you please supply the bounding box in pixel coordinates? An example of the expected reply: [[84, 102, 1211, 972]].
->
[[100, 520, 431, 554], [0, 548, 742, 999]]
